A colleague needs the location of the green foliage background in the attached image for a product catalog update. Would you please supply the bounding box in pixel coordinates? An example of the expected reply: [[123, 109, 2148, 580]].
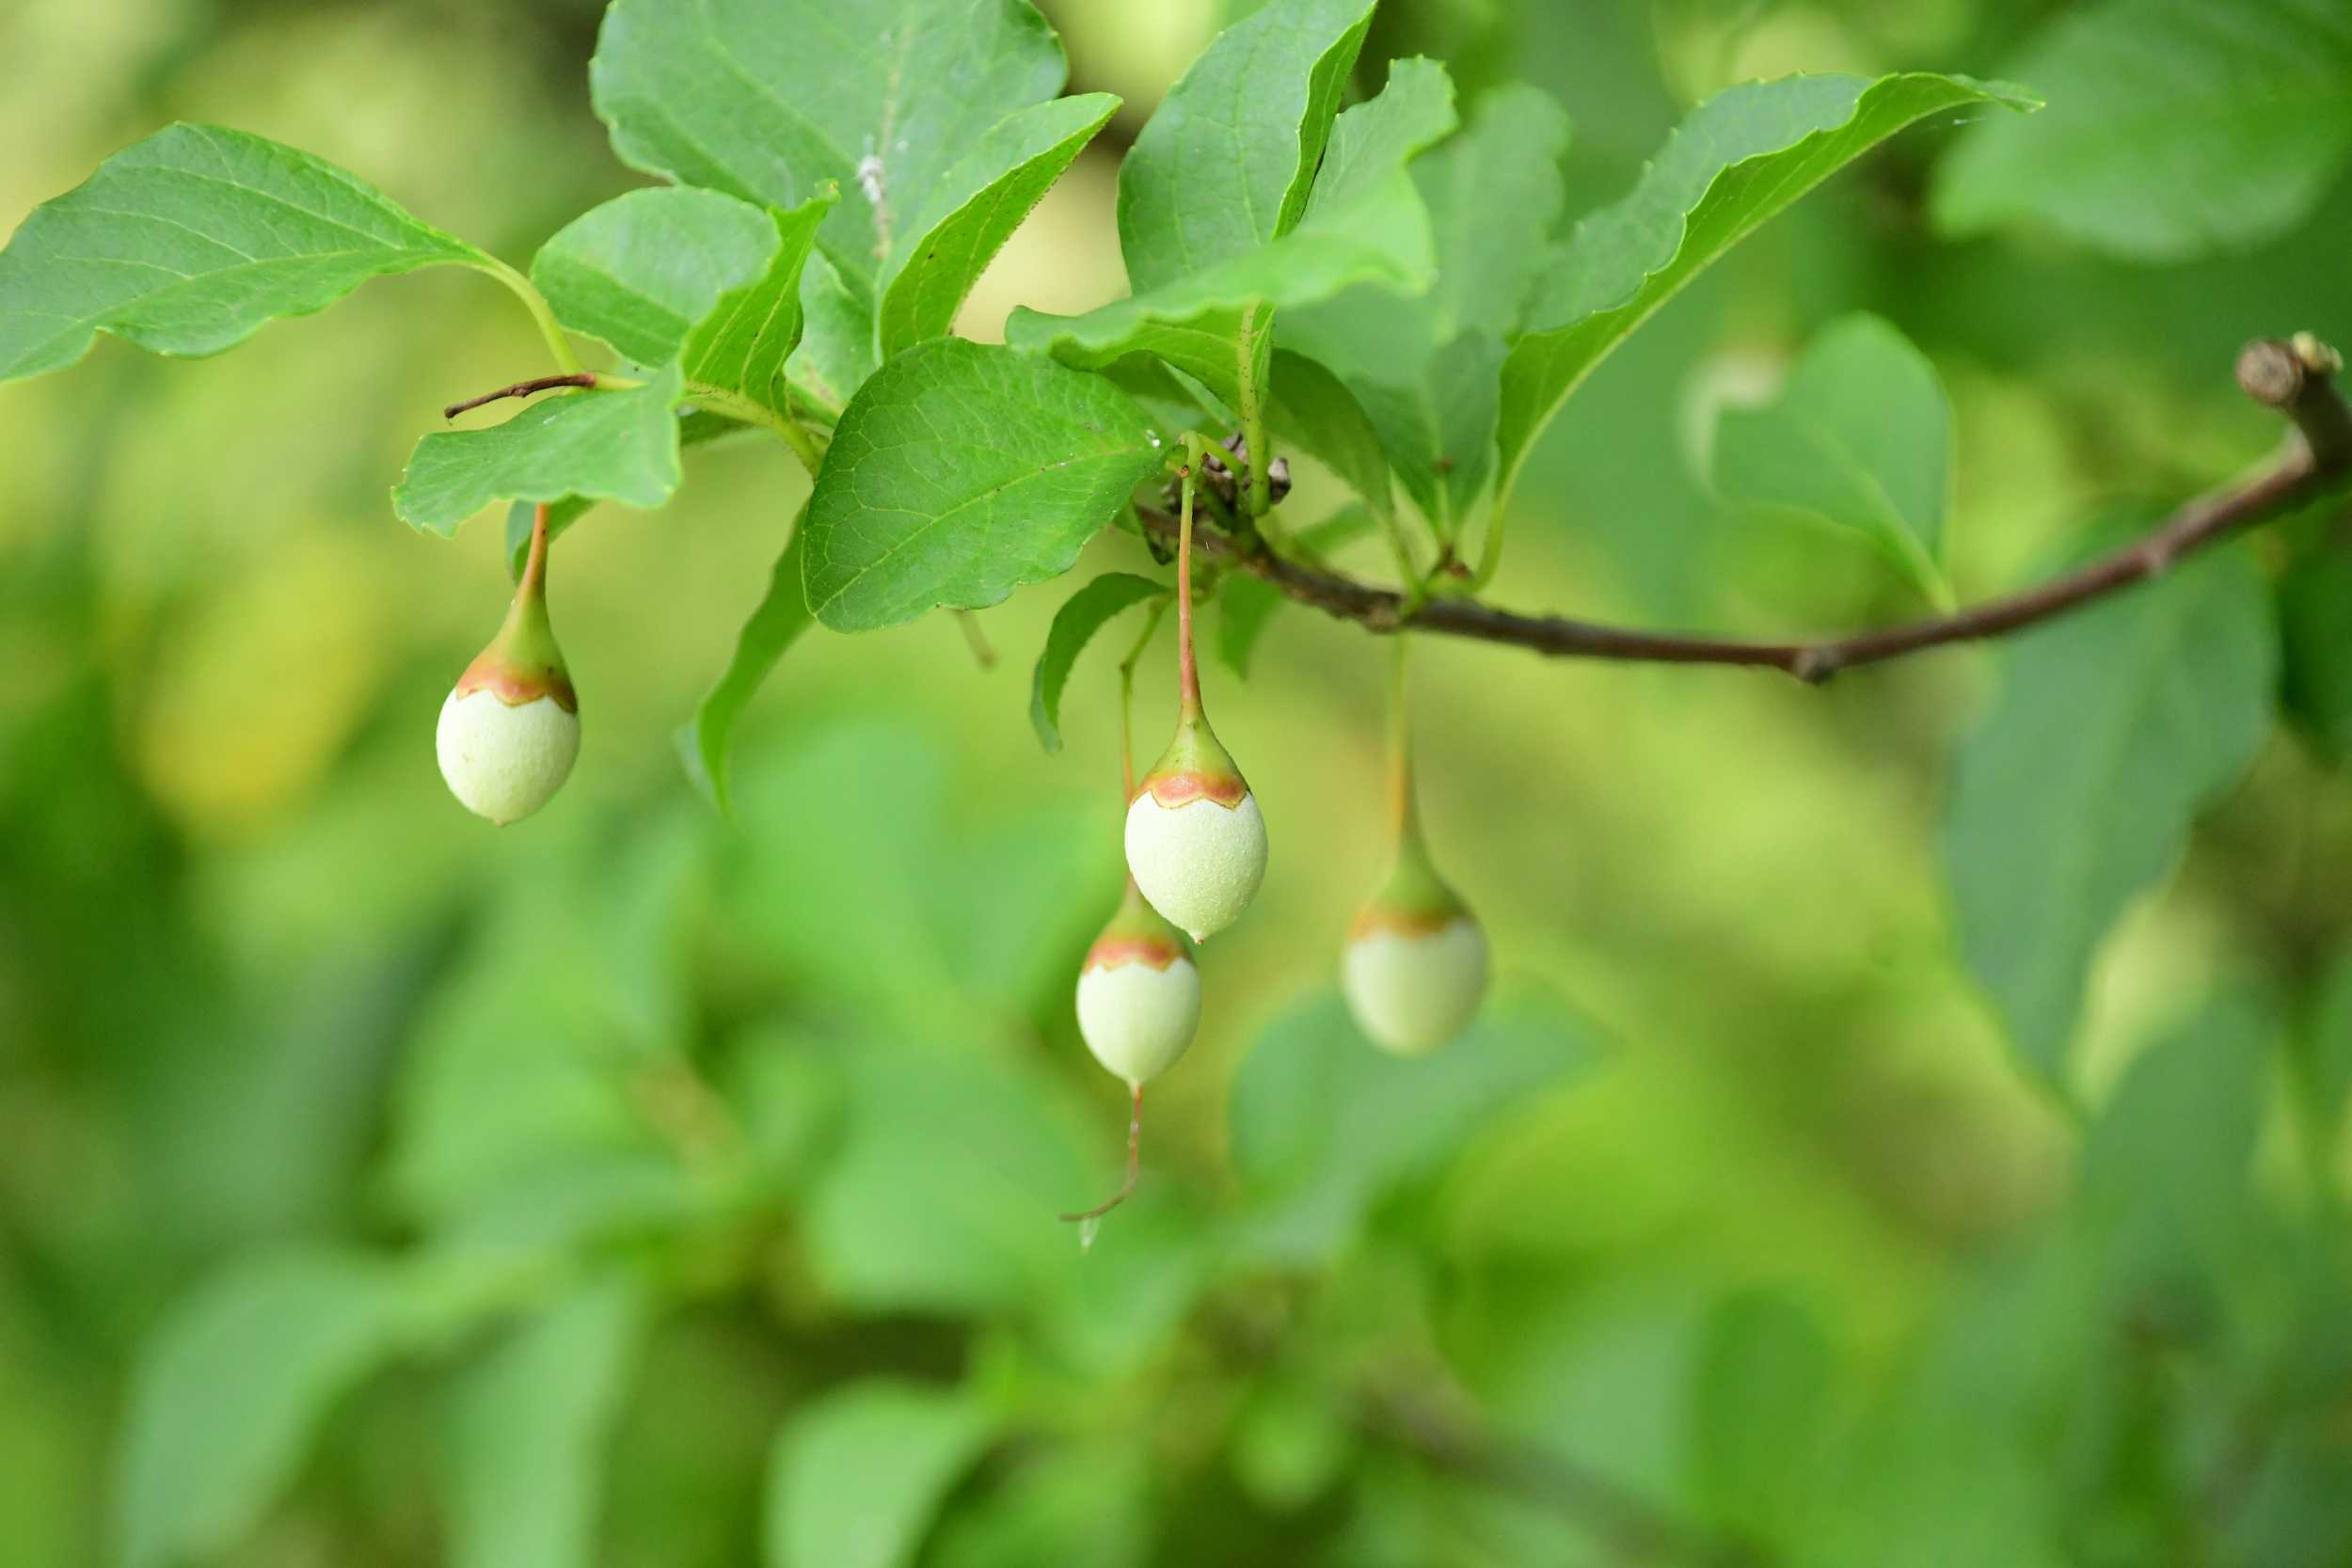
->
[[4, 0, 2352, 1565]]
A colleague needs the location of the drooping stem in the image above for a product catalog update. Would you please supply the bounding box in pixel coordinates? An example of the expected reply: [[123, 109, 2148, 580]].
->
[[1387, 629, 1416, 842], [469, 257, 583, 376], [518, 501, 551, 601], [1177, 447, 1202, 720], [1059, 1082, 1144, 1223]]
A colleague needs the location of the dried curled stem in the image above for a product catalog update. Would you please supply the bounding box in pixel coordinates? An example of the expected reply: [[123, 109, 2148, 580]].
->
[[443, 372, 603, 420], [1059, 1082, 1143, 1224]]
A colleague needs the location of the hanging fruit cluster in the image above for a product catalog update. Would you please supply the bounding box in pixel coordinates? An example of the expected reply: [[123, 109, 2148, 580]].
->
[[428, 447, 1487, 1227], [1061, 439, 1489, 1225]]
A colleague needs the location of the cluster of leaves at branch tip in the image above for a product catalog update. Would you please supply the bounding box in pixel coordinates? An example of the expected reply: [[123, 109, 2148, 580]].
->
[[437, 529, 579, 827]]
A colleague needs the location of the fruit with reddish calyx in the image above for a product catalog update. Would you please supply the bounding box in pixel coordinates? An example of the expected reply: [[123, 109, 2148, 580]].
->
[[1124, 706, 1267, 942], [1075, 879, 1200, 1086], [436, 521, 578, 825], [1342, 823, 1487, 1055]]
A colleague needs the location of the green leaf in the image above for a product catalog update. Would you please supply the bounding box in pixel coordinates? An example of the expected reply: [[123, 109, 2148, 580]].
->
[[1004, 172, 1436, 407], [1713, 313, 1954, 608], [1943, 542, 2275, 1085], [2309, 958, 2352, 1152], [0, 122, 487, 382], [1421, 84, 1575, 342], [787, 251, 881, 420], [503, 408, 755, 575], [441, 1277, 653, 1568], [876, 92, 1120, 357], [1028, 572, 1167, 752], [801, 339, 1166, 631], [1692, 1290, 1836, 1544], [2081, 989, 2272, 1294], [530, 186, 779, 368], [1281, 82, 1563, 533], [1263, 350, 1396, 526], [1349, 331, 1504, 537], [395, 364, 685, 536], [720, 721, 1111, 1041], [763, 1380, 999, 1568], [115, 1247, 471, 1568], [1013, 48, 1447, 412], [1302, 56, 1460, 220], [1496, 72, 2034, 504], [384, 834, 702, 1233], [1230, 989, 1595, 1264], [680, 189, 835, 420], [679, 510, 813, 817], [1932, 0, 2352, 261], [927, 1443, 1151, 1568], [1116, 0, 1377, 296], [1216, 574, 1286, 680], [589, 0, 1067, 296], [2278, 519, 2352, 760], [802, 1040, 1095, 1312]]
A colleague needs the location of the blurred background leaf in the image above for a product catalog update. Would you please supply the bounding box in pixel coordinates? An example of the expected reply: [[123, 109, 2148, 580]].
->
[[1931, 0, 2352, 260], [7, 3, 2352, 1567]]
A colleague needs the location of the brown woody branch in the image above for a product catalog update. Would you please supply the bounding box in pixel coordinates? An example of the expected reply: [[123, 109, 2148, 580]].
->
[[443, 372, 602, 419], [1142, 338, 2352, 684]]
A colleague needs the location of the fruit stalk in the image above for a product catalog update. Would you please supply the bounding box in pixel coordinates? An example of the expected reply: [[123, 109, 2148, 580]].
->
[[1059, 1082, 1144, 1224], [1388, 627, 1415, 842], [1177, 447, 1201, 721]]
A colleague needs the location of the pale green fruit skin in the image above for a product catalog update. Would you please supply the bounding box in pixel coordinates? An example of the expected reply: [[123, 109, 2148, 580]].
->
[[1075, 955, 1201, 1085], [1124, 788, 1267, 941], [436, 689, 580, 825], [1343, 917, 1488, 1054]]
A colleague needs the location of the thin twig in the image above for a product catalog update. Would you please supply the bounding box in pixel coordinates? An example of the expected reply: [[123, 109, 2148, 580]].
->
[[1059, 1083, 1143, 1223], [1358, 1376, 1765, 1568], [1141, 338, 2352, 683], [444, 372, 602, 419]]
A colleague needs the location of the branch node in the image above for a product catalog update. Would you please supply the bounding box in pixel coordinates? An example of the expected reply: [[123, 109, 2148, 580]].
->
[[2238, 334, 2352, 467], [2236, 339, 2305, 409], [1788, 648, 1836, 685]]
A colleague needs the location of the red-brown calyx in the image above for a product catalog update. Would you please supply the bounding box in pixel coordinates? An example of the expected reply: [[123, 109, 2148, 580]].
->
[[453, 503, 577, 710], [1140, 768, 1249, 809], [1084, 934, 1188, 973], [453, 650, 577, 710]]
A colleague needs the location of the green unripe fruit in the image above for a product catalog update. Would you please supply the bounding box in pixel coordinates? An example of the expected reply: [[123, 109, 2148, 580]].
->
[[1124, 706, 1267, 942], [437, 540, 577, 826], [1074, 879, 1200, 1086], [1341, 833, 1486, 1054], [437, 688, 579, 824]]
